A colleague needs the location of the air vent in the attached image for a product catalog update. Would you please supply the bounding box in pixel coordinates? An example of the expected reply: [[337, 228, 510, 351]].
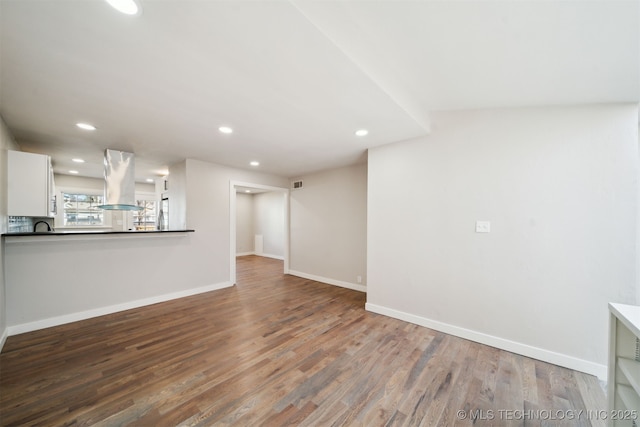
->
[[292, 180, 303, 190]]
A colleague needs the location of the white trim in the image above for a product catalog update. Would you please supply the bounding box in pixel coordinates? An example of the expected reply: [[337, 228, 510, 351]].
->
[[236, 252, 284, 260], [365, 303, 607, 381], [229, 185, 237, 284], [236, 251, 255, 257], [236, 252, 285, 261], [7, 281, 234, 336], [0, 328, 7, 352], [288, 270, 366, 293]]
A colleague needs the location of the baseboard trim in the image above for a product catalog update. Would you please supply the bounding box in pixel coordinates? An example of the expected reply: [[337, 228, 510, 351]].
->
[[288, 270, 366, 293], [237, 252, 284, 261], [0, 328, 7, 353], [365, 303, 607, 381], [8, 281, 234, 336], [260, 253, 284, 261]]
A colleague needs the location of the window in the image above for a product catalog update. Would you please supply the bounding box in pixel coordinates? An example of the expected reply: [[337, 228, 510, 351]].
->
[[63, 193, 104, 226], [61, 191, 158, 230], [133, 199, 156, 231]]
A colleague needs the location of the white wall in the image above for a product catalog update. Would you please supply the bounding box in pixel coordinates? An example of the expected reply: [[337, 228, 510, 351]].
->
[[367, 104, 639, 379], [5, 233, 205, 331], [289, 163, 367, 291], [4, 158, 288, 332], [182, 159, 288, 284], [253, 191, 285, 258], [236, 193, 255, 254], [0, 116, 20, 348]]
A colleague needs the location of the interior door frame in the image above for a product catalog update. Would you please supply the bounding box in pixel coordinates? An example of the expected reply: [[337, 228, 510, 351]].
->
[[229, 180, 290, 284]]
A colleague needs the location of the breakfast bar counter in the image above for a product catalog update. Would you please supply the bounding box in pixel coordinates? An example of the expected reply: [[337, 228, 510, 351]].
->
[[2, 229, 195, 242]]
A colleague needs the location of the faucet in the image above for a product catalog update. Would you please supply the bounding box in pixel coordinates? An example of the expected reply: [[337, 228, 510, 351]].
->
[[33, 220, 52, 232]]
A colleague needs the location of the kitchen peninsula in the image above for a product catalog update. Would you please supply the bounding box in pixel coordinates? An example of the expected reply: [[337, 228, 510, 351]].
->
[[2, 227, 234, 337]]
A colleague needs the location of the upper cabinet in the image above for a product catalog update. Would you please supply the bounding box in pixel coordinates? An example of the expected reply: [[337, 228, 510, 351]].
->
[[8, 150, 56, 217]]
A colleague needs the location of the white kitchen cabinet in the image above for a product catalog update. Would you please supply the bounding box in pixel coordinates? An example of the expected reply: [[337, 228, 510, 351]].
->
[[608, 303, 640, 426], [8, 150, 56, 217]]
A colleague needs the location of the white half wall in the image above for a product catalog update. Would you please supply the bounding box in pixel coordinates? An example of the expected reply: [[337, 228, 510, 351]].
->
[[4, 233, 226, 331], [0, 116, 20, 349], [367, 104, 639, 379], [290, 163, 367, 288]]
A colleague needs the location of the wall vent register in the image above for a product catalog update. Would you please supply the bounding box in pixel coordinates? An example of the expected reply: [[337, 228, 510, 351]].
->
[[292, 180, 303, 190]]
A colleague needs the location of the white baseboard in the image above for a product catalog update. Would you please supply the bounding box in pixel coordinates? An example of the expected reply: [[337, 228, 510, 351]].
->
[[365, 303, 607, 381], [236, 252, 284, 261], [0, 328, 7, 353], [288, 270, 366, 293], [8, 281, 234, 336]]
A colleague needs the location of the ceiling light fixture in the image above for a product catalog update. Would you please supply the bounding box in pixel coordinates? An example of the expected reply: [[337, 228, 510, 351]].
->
[[76, 123, 96, 131], [250, 161, 260, 166], [69, 170, 79, 174], [105, 0, 139, 15], [355, 129, 369, 137], [219, 126, 233, 134], [72, 158, 85, 163], [245, 190, 251, 193], [146, 178, 154, 183]]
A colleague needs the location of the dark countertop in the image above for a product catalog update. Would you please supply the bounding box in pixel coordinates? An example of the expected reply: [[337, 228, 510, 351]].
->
[[2, 229, 195, 237]]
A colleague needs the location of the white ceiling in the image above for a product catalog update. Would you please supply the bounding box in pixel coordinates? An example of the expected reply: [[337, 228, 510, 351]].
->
[[1, 0, 637, 181]]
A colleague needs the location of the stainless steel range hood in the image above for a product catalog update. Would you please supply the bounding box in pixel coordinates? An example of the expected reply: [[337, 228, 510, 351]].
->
[[97, 149, 142, 211]]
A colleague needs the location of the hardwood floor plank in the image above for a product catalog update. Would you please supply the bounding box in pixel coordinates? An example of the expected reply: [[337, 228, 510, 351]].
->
[[0, 256, 607, 426]]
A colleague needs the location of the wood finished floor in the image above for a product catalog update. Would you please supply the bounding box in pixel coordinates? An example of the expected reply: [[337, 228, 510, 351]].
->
[[1, 255, 606, 426]]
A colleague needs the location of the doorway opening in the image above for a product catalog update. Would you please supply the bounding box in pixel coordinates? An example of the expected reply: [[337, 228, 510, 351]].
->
[[229, 181, 289, 284]]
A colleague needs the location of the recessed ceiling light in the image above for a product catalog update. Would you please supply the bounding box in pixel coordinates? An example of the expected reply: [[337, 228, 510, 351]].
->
[[105, 0, 139, 15], [76, 123, 96, 131], [146, 178, 154, 183], [355, 129, 369, 137], [219, 126, 233, 134], [69, 170, 79, 174], [250, 161, 260, 166], [72, 158, 85, 163]]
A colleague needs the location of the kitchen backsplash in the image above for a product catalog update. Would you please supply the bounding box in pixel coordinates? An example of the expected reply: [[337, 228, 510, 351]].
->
[[8, 216, 54, 233], [8, 216, 32, 233]]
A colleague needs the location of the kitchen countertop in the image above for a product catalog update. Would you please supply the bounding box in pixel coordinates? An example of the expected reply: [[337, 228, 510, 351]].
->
[[2, 229, 195, 237]]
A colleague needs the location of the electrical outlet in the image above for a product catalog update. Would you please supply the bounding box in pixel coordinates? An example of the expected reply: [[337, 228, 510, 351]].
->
[[475, 221, 491, 233], [357, 276, 362, 284]]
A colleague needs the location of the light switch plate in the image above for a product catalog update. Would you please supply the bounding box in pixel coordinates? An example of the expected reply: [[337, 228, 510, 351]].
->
[[475, 221, 491, 233]]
